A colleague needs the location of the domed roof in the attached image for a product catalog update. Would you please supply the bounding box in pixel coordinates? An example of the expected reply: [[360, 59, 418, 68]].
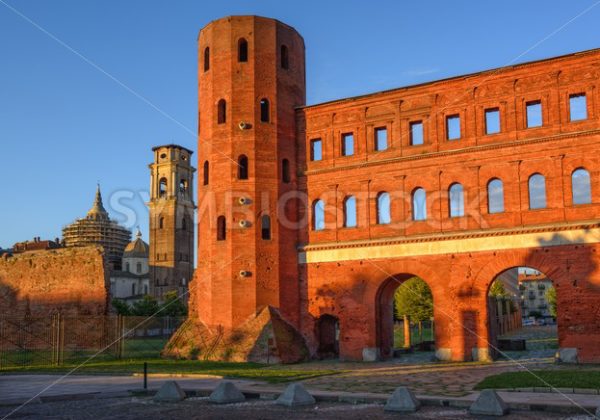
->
[[123, 229, 149, 258], [86, 184, 109, 221]]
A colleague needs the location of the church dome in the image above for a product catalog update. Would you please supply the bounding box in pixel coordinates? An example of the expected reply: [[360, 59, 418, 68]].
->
[[123, 229, 149, 258]]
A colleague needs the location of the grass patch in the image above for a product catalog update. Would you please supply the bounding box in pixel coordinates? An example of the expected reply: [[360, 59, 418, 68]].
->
[[0, 359, 341, 384], [475, 370, 600, 390], [393, 324, 433, 347]]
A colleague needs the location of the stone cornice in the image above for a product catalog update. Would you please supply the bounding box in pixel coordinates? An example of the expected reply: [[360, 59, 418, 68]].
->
[[300, 221, 600, 253]]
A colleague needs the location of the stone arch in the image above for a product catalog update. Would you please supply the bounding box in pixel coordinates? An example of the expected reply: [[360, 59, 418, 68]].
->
[[471, 249, 569, 360], [373, 264, 442, 360]]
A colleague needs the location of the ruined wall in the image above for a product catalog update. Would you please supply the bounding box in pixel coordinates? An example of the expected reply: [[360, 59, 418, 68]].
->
[[0, 246, 108, 317]]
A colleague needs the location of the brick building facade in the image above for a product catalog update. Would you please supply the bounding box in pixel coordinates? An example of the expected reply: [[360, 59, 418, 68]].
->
[[183, 15, 600, 363]]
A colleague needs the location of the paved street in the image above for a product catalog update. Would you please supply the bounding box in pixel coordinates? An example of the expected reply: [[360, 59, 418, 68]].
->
[[0, 396, 582, 420]]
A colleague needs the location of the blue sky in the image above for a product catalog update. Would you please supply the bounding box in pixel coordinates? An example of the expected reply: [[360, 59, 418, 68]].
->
[[1, 0, 600, 248]]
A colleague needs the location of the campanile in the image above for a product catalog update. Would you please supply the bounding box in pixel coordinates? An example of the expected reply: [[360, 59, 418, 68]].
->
[[193, 16, 306, 330]]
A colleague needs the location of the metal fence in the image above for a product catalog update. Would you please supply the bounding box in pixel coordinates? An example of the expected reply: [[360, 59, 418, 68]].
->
[[0, 315, 184, 368]]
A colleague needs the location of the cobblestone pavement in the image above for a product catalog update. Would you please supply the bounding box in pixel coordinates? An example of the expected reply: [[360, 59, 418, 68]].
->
[[299, 326, 566, 397], [300, 356, 554, 397], [0, 396, 585, 420]]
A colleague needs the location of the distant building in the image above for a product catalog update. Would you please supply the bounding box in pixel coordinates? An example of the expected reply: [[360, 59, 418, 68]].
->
[[148, 145, 195, 300], [62, 185, 131, 270], [110, 229, 150, 304], [519, 271, 554, 318], [12, 237, 62, 253]]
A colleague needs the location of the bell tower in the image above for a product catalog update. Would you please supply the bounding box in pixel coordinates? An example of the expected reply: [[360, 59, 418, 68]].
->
[[148, 144, 196, 300], [192, 16, 306, 330]]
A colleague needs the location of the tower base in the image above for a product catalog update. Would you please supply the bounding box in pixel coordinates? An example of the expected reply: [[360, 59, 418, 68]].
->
[[163, 306, 309, 363]]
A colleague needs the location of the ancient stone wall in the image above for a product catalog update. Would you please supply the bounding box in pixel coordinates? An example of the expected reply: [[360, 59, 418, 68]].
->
[[0, 246, 108, 317]]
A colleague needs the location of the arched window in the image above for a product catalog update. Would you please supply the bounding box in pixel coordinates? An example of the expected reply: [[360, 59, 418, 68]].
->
[[448, 183, 464, 218], [203, 47, 210, 72], [260, 98, 270, 122], [343, 196, 357, 228], [412, 188, 427, 221], [159, 177, 167, 197], [136, 262, 142, 274], [132, 284, 136, 296], [572, 168, 592, 205], [312, 199, 325, 231], [528, 173, 547, 210], [179, 179, 187, 193], [282, 159, 290, 183], [217, 216, 226, 241], [217, 99, 226, 124], [377, 192, 391, 224], [238, 38, 248, 62], [238, 155, 249, 180], [261, 215, 271, 240], [159, 217, 164, 229], [203, 161, 209, 185], [182, 217, 187, 231], [281, 45, 289, 69], [487, 178, 504, 214]]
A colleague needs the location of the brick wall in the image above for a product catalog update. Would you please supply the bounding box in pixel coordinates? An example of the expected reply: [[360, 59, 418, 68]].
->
[[0, 246, 108, 317]]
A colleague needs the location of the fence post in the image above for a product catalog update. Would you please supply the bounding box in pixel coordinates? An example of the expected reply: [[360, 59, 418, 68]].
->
[[59, 314, 65, 366], [51, 314, 57, 366], [117, 315, 124, 359]]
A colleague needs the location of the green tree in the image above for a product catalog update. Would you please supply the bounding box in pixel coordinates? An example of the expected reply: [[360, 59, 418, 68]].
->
[[111, 298, 131, 316], [394, 277, 433, 322], [160, 291, 188, 317], [131, 295, 160, 316], [489, 279, 509, 299], [546, 286, 557, 318]]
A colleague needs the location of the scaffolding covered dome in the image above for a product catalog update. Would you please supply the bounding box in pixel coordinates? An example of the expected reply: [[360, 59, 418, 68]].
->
[[62, 185, 131, 270]]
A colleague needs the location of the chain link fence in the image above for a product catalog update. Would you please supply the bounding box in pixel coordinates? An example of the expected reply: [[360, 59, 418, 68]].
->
[[0, 315, 184, 368]]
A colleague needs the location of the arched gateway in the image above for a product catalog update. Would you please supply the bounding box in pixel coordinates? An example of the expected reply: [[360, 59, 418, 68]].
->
[[169, 15, 600, 365]]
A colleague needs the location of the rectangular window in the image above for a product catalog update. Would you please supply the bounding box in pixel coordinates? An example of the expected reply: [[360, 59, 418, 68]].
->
[[374, 127, 388, 151], [342, 133, 354, 156], [485, 108, 500, 135], [446, 115, 461, 140], [526, 101, 542, 128], [410, 121, 424, 145], [310, 138, 322, 161], [569, 93, 587, 121]]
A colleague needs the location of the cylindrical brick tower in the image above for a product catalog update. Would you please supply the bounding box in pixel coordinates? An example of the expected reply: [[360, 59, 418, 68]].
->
[[193, 16, 306, 330]]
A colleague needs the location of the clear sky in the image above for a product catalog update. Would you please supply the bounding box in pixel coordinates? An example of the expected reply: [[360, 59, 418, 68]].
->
[[1, 0, 600, 249]]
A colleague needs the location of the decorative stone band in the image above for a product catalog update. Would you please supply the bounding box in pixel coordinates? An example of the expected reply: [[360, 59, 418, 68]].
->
[[299, 222, 600, 264]]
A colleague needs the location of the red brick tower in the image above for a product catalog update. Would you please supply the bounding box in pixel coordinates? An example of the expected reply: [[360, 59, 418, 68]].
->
[[193, 16, 306, 331]]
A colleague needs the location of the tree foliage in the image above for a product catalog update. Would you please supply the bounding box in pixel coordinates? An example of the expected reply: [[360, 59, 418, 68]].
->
[[131, 295, 160, 316], [394, 277, 433, 322], [160, 291, 188, 316], [546, 286, 557, 318], [111, 293, 187, 317], [111, 298, 131, 316], [489, 279, 509, 299]]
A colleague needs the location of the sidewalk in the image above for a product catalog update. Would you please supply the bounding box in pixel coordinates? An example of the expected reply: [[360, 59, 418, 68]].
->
[[1, 374, 599, 416]]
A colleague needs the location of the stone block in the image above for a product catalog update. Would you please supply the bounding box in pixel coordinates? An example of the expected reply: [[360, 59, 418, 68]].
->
[[276, 383, 316, 407], [556, 348, 578, 363], [362, 347, 379, 362], [472, 347, 493, 362], [384, 386, 421, 413], [435, 348, 452, 361], [469, 389, 509, 416], [209, 381, 245, 404], [153, 381, 186, 402]]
